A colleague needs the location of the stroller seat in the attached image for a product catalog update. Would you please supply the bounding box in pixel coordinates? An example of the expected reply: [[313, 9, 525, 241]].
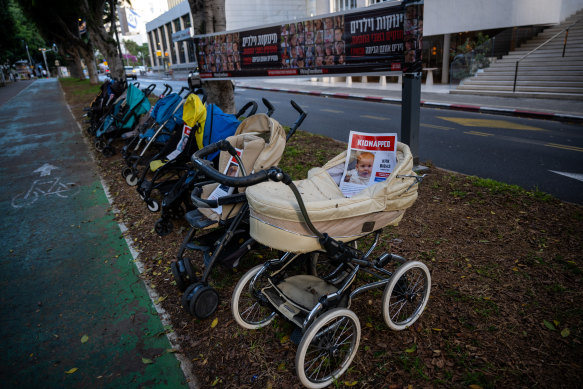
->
[[193, 113, 286, 225], [246, 142, 418, 253]]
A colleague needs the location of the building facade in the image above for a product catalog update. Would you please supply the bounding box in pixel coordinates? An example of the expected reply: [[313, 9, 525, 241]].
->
[[144, 0, 583, 77]]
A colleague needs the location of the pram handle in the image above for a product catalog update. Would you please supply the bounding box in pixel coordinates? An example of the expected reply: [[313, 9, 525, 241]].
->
[[262, 98, 275, 117], [143, 84, 156, 97], [161, 84, 173, 96], [286, 100, 307, 142], [235, 101, 258, 118], [192, 140, 289, 187]]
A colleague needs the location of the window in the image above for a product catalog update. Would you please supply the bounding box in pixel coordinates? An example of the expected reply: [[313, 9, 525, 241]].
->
[[179, 42, 186, 63], [173, 18, 182, 32], [334, 0, 356, 12], [182, 14, 191, 29], [166, 23, 177, 64]]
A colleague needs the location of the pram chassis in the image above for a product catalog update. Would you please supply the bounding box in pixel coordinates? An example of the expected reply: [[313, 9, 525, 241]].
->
[[191, 143, 430, 388]]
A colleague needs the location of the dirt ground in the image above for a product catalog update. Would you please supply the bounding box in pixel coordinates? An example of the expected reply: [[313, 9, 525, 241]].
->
[[63, 79, 583, 389]]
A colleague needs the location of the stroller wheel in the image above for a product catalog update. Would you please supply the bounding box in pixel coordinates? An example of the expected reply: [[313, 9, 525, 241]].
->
[[231, 265, 276, 330], [94, 139, 106, 152], [382, 261, 431, 331], [147, 199, 160, 212], [171, 260, 188, 291], [121, 167, 133, 179], [182, 257, 196, 278], [296, 308, 361, 389], [126, 173, 138, 186], [102, 145, 115, 157], [183, 282, 219, 319], [155, 218, 173, 236]]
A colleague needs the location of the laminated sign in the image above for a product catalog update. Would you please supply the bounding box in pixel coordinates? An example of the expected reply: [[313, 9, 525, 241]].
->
[[339, 131, 397, 198]]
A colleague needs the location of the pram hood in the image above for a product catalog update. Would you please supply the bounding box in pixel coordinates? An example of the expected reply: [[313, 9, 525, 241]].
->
[[197, 104, 242, 161], [151, 93, 183, 125], [197, 113, 287, 222], [245, 142, 418, 252]]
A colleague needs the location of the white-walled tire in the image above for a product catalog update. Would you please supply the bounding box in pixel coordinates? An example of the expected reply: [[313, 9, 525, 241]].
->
[[231, 265, 275, 330], [382, 261, 431, 331], [296, 308, 360, 388]]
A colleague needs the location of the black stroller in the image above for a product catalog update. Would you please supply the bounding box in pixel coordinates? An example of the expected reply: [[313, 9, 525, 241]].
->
[[172, 101, 306, 320]]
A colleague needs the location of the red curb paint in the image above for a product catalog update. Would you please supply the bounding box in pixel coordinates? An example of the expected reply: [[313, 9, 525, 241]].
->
[[450, 104, 481, 112]]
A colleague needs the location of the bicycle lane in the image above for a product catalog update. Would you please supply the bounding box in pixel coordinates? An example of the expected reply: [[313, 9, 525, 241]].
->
[[0, 79, 191, 388]]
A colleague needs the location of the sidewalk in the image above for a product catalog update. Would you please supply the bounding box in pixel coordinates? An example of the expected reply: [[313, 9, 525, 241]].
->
[[168, 70, 583, 122], [0, 79, 192, 388]]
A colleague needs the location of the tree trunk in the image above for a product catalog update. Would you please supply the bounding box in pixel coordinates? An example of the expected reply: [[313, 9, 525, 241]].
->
[[192, 0, 234, 113], [66, 48, 85, 80], [78, 44, 100, 84]]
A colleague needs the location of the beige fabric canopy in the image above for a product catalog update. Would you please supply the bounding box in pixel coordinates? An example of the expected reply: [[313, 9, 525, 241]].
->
[[246, 142, 419, 252]]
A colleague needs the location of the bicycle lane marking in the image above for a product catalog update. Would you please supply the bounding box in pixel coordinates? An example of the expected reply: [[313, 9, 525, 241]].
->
[[0, 79, 191, 388]]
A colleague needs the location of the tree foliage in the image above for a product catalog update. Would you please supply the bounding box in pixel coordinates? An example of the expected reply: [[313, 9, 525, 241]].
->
[[0, 0, 45, 66]]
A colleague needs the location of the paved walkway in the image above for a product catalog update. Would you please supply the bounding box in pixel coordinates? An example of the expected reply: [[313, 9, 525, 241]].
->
[[0, 79, 191, 388]]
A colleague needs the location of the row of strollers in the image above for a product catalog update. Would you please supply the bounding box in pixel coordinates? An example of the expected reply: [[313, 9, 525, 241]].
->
[[83, 77, 431, 388]]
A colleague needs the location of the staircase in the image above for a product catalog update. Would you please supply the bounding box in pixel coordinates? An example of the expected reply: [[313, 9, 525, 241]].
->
[[452, 9, 583, 100]]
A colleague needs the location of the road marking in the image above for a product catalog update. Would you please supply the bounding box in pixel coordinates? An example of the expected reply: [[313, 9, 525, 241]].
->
[[465, 131, 494, 137], [438, 116, 543, 131], [360, 114, 390, 121], [321, 108, 343, 113], [549, 170, 583, 183], [422, 123, 454, 130], [34, 163, 59, 176], [545, 143, 583, 152]]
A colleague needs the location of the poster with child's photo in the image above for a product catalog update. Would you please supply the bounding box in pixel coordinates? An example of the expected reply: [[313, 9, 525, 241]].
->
[[339, 131, 397, 197]]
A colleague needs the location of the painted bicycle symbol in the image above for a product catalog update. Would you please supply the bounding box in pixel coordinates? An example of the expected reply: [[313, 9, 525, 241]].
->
[[11, 163, 80, 208]]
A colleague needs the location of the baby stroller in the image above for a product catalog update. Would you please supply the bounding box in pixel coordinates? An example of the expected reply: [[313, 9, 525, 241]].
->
[[153, 98, 275, 236], [191, 141, 430, 388], [121, 86, 191, 183], [94, 82, 155, 156], [84, 78, 126, 136], [174, 102, 306, 319], [134, 94, 261, 213]]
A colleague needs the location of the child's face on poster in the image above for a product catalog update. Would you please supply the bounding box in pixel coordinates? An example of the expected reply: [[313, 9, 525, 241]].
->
[[356, 155, 374, 178]]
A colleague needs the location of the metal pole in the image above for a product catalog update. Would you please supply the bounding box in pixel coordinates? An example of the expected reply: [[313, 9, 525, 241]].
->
[[513, 60, 519, 92], [401, 72, 422, 167], [562, 29, 569, 57], [40, 49, 50, 77]]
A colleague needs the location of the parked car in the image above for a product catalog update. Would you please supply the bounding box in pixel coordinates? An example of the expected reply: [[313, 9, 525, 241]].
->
[[135, 66, 146, 75], [124, 66, 137, 80]]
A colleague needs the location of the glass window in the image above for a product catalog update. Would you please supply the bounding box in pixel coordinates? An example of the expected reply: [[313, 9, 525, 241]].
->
[[182, 14, 192, 29], [334, 0, 357, 11], [174, 18, 182, 32], [179, 42, 186, 63]]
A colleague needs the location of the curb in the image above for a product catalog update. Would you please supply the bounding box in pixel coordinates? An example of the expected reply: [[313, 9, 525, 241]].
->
[[237, 84, 583, 123]]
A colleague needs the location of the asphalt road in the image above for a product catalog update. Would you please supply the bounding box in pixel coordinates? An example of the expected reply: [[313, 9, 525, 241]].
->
[[134, 76, 583, 205]]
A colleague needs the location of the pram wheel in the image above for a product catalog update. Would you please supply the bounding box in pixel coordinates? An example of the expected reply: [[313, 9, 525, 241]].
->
[[296, 308, 361, 389], [94, 139, 106, 152], [126, 172, 138, 186], [382, 261, 431, 331], [102, 145, 115, 157], [146, 199, 160, 212], [121, 167, 132, 179], [182, 282, 219, 319], [171, 260, 188, 291], [231, 265, 276, 329], [155, 218, 173, 236]]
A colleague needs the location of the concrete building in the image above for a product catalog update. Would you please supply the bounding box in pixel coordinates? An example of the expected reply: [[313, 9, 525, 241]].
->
[[144, 0, 583, 78]]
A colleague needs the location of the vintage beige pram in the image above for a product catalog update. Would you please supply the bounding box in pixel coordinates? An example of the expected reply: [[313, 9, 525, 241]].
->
[[225, 142, 431, 388]]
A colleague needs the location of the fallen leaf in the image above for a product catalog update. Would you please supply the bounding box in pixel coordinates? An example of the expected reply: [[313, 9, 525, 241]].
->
[[142, 357, 153, 364], [81, 335, 89, 343], [65, 368, 78, 374], [469, 385, 483, 389], [561, 328, 570, 338], [280, 335, 290, 344], [277, 362, 286, 371], [210, 377, 221, 386], [211, 318, 218, 328], [343, 381, 358, 386], [543, 320, 556, 330], [405, 344, 417, 353]]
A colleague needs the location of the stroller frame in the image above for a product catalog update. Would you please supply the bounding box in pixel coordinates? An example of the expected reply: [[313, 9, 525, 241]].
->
[[175, 101, 307, 319], [190, 157, 430, 388]]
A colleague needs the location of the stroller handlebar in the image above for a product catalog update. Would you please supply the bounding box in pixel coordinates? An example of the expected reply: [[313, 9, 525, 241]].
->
[[235, 101, 258, 118], [192, 140, 289, 187], [286, 100, 307, 142], [262, 98, 275, 117]]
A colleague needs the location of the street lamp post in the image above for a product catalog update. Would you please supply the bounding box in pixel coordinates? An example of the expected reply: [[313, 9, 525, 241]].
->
[[39, 48, 50, 77]]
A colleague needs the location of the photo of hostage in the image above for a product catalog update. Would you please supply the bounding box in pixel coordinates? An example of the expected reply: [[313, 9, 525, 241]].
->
[[344, 151, 375, 185], [218, 162, 240, 192]]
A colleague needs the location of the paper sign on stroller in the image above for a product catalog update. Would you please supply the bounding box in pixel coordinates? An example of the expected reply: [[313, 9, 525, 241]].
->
[[207, 148, 243, 214], [339, 131, 397, 197]]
